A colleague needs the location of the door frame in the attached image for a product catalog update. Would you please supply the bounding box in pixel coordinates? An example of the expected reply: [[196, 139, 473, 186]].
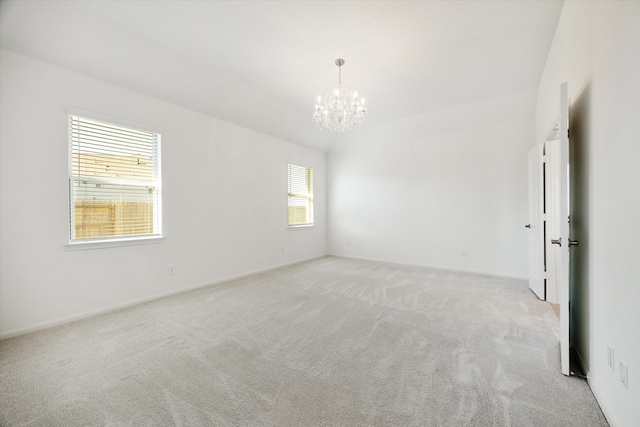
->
[[527, 142, 545, 300]]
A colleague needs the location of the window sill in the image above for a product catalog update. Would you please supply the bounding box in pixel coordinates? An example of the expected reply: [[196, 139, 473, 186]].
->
[[287, 224, 314, 230], [65, 236, 165, 251]]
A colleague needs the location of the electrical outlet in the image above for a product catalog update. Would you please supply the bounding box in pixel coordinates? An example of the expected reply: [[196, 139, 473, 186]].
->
[[461, 249, 468, 257], [607, 346, 614, 369], [620, 361, 628, 389], [346, 240, 351, 247], [281, 247, 285, 254], [168, 266, 175, 275]]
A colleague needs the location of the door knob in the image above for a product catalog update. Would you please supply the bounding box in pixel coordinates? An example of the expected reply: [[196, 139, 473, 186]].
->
[[525, 224, 531, 228], [569, 238, 579, 247], [551, 238, 562, 247]]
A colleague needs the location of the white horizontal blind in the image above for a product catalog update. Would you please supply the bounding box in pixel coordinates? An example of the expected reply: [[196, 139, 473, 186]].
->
[[69, 115, 161, 241], [288, 164, 313, 226]]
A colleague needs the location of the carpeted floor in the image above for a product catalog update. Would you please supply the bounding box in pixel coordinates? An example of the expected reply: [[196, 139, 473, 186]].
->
[[0, 256, 608, 426]]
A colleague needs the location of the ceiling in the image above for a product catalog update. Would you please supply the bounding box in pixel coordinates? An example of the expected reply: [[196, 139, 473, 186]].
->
[[0, 0, 564, 152]]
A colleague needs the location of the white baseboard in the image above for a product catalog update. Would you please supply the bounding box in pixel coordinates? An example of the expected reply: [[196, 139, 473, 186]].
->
[[329, 253, 528, 281], [587, 375, 620, 427], [0, 255, 324, 340], [570, 342, 620, 426]]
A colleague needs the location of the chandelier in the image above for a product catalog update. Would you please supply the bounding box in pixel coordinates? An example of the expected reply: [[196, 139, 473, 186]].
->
[[313, 58, 367, 133]]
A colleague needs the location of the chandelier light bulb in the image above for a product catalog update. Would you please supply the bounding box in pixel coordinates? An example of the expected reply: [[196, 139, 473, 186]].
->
[[312, 58, 368, 133]]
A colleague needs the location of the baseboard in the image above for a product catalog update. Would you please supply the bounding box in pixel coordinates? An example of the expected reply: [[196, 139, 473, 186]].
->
[[587, 375, 620, 427], [0, 255, 325, 340], [329, 254, 528, 281], [570, 345, 621, 426]]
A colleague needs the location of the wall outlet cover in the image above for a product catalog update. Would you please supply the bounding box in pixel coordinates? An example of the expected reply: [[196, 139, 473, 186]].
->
[[620, 361, 628, 389]]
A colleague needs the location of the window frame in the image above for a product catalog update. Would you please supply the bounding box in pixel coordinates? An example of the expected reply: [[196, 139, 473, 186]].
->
[[67, 109, 163, 248], [287, 163, 314, 228]]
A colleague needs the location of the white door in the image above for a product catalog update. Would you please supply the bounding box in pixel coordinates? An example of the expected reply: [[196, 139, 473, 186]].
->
[[527, 143, 545, 300], [550, 82, 574, 376]]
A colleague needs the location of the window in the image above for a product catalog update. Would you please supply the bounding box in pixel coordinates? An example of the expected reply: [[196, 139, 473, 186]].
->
[[68, 114, 161, 242], [288, 164, 313, 227]]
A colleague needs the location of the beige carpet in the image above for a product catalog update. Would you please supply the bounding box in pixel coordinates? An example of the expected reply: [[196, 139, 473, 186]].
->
[[0, 256, 607, 426]]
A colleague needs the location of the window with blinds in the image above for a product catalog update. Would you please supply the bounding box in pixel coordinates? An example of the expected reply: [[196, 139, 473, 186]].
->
[[68, 115, 162, 242], [288, 164, 313, 226]]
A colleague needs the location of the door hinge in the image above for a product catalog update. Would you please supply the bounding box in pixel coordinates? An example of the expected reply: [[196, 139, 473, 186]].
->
[[542, 155, 550, 163], [542, 271, 548, 279]]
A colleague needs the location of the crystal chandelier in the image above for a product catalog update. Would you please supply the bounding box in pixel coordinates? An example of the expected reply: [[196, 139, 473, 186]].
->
[[313, 58, 367, 133]]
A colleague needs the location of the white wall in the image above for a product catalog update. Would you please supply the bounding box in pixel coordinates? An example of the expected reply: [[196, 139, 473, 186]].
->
[[536, 2, 640, 426], [0, 49, 327, 338], [328, 90, 535, 279]]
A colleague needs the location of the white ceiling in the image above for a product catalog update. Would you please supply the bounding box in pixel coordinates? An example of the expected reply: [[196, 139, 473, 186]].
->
[[0, 0, 564, 151]]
